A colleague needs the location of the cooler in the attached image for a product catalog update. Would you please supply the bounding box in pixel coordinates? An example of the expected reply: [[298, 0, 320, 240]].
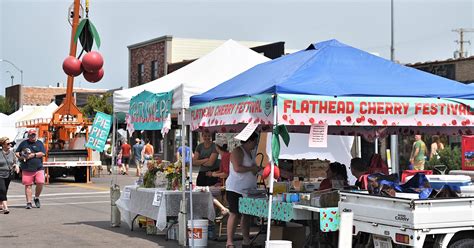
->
[[426, 175, 472, 190]]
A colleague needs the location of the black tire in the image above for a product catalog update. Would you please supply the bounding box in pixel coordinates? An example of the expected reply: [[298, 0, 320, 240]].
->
[[74, 167, 87, 183], [449, 239, 474, 248]]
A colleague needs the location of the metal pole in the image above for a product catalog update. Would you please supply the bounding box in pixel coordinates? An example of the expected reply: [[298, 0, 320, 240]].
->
[[390, 0, 400, 175], [390, 0, 395, 61], [189, 128, 194, 247], [266, 101, 277, 244], [111, 113, 117, 184], [0, 60, 23, 85]]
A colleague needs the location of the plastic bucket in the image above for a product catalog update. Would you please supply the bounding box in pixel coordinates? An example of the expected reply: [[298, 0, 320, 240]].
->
[[187, 219, 208, 247], [266, 240, 292, 248]]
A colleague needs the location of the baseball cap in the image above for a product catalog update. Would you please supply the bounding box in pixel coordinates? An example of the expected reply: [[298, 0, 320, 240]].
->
[[28, 129, 37, 135]]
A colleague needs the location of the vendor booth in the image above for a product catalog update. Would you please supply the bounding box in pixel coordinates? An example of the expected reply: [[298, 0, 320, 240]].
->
[[113, 40, 270, 246], [189, 39, 474, 246]]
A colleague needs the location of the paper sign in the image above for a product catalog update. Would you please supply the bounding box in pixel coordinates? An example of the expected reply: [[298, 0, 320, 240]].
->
[[122, 187, 131, 199], [309, 124, 328, 148], [152, 190, 163, 207], [235, 122, 259, 141]]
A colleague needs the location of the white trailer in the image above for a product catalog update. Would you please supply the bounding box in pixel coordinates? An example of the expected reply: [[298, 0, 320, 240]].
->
[[339, 191, 474, 248]]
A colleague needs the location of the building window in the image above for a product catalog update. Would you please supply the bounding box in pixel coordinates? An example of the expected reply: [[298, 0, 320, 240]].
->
[[138, 63, 145, 84], [151, 60, 159, 80]]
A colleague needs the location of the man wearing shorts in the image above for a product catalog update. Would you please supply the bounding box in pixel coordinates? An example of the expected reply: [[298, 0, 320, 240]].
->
[[15, 129, 46, 209], [120, 140, 131, 175]]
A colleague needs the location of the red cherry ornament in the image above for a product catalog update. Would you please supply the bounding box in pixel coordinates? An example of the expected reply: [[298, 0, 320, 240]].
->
[[82, 51, 104, 73], [262, 163, 280, 179], [83, 68, 104, 83], [62, 56, 83, 77]]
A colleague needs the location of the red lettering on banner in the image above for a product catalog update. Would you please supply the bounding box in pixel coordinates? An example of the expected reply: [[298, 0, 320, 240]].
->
[[301, 100, 309, 113], [376, 102, 384, 115], [328, 101, 336, 114], [309, 101, 318, 113], [346, 102, 355, 114], [459, 104, 467, 115], [292, 101, 300, 113], [337, 101, 345, 113], [393, 103, 402, 115], [448, 104, 458, 115], [320, 101, 328, 113], [402, 103, 409, 114], [385, 102, 393, 114], [439, 103, 446, 115], [430, 103, 438, 115], [367, 102, 376, 114], [283, 100, 292, 113], [422, 103, 430, 115], [360, 102, 367, 114]]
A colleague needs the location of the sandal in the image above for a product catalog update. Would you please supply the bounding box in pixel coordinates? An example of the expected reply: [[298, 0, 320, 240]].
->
[[3, 209, 9, 214], [226, 245, 235, 248]]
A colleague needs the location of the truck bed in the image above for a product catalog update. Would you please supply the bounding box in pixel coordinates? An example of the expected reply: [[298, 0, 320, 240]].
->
[[339, 191, 474, 230]]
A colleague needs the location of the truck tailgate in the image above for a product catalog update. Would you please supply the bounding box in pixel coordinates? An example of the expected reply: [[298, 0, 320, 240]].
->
[[339, 191, 474, 229]]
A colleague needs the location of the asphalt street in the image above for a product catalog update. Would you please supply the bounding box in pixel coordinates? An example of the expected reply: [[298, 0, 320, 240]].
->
[[0, 169, 234, 248]]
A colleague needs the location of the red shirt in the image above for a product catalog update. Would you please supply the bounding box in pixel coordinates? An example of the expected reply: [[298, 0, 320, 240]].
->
[[121, 143, 131, 157]]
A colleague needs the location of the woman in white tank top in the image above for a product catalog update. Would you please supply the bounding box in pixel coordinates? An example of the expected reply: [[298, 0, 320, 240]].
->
[[225, 133, 260, 248]]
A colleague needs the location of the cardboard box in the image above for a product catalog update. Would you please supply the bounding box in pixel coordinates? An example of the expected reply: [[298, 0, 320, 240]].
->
[[270, 223, 306, 248]]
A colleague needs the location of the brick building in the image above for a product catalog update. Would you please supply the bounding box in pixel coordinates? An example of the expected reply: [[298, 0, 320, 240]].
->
[[128, 36, 285, 88], [5, 84, 107, 110], [408, 57, 474, 83]]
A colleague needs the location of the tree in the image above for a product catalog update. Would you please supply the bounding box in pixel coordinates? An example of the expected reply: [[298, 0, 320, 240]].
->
[[0, 96, 15, 115], [81, 92, 113, 118]]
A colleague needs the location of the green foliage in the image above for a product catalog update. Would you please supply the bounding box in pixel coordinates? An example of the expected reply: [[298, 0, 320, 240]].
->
[[0, 96, 15, 115], [81, 93, 112, 118], [426, 146, 461, 172]]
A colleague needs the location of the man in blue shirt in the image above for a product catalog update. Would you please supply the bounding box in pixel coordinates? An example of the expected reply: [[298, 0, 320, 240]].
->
[[176, 140, 191, 165], [15, 129, 46, 209], [132, 138, 144, 176]]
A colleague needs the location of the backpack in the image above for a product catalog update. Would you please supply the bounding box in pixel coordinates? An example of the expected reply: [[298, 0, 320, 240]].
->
[[367, 154, 389, 175]]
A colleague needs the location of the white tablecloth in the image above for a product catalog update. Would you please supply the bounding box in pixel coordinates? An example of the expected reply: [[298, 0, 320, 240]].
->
[[115, 185, 215, 230]]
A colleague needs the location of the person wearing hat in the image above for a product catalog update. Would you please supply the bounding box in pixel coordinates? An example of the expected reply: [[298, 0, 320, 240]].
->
[[15, 129, 46, 209], [0, 137, 19, 214], [103, 139, 113, 175], [133, 138, 144, 176]]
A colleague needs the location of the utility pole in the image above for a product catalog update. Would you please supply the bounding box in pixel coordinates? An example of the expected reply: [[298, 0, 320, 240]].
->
[[453, 28, 474, 58], [390, 0, 395, 61]]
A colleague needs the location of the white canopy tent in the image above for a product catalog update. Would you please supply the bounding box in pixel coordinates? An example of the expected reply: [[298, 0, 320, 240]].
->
[[113, 39, 270, 113], [15, 102, 58, 127], [113, 39, 269, 246]]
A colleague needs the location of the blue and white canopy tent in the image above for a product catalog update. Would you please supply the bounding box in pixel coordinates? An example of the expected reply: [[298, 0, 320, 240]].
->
[[190, 39, 474, 242]]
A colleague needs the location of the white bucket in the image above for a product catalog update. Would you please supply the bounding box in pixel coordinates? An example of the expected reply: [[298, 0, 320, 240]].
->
[[187, 219, 208, 247], [266, 240, 292, 248]]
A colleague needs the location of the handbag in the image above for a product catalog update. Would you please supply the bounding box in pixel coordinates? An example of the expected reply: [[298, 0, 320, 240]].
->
[[1, 151, 16, 180]]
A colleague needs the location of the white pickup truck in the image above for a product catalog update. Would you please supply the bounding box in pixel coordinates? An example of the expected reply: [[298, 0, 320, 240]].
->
[[339, 191, 474, 248]]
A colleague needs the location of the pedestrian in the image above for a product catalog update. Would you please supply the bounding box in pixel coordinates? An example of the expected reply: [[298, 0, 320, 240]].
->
[[430, 135, 445, 160], [225, 132, 260, 248], [193, 130, 220, 186], [15, 129, 46, 209], [0, 137, 19, 214], [141, 139, 154, 174], [120, 140, 131, 175], [103, 139, 112, 174], [176, 140, 191, 165], [133, 138, 144, 176], [410, 134, 427, 170]]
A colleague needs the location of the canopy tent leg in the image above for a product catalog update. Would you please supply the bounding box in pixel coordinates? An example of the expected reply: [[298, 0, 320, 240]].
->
[[265, 103, 277, 245], [189, 126, 195, 247], [178, 108, 188, 246]]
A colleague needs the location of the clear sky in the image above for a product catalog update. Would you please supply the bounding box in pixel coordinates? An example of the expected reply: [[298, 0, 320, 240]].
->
[[0, 0, 472, 94]]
